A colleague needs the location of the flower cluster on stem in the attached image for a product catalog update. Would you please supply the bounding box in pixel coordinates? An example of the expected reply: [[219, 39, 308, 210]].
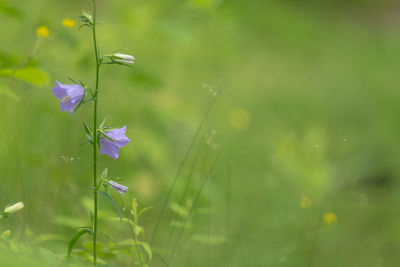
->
[[51, 0, 135, 265]]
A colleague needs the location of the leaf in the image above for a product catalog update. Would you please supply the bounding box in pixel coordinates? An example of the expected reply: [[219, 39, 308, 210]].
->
[[0, 67, 50, 86], [83, 121, 93, 136], [0, 2, 23, 18], [67, 77, 79, 84], [82, 121, 94, 144], [0, 83, 18, 101], [89, 209, 94, 225], [100, 168, 108, 180], [96, 168, 109, 191], [139, 241, 152, 260], [99, 131, 114, 142], [138, 206, 152, 220], [99, 191, 122, 221], [131, 199, 138, 218], [133, 224, 144, 237], [77, 227, 114, 242], [67, 229, 92, 260], [99, 117, 107, 129], [72, 98, 86, 113]]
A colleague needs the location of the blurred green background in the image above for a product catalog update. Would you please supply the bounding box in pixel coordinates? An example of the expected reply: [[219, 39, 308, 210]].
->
[[2, 0, 400, 266]]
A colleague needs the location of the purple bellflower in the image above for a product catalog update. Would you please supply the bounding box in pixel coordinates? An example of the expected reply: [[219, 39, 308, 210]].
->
[[52, 81, 84, 114], [100, 126, 130, 160], [108, 180, 128, 195]]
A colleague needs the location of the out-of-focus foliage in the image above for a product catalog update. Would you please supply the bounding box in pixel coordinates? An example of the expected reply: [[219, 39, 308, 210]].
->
[[2, 0, 400, 266]]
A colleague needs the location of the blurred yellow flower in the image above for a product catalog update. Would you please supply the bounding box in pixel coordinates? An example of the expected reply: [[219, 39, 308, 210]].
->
[[324, 212, 337, 225], [300, 196, 312, 208], [36, 26, 50, 37], [62, 19, 76, 28], [230, 108, 251, 130]]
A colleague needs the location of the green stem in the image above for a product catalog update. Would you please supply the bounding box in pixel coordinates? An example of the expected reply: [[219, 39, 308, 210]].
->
[[92, 0, 100, 265]]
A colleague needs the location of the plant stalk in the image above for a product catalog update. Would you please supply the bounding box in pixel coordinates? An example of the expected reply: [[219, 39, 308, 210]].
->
[[92, 0, 100, 265]]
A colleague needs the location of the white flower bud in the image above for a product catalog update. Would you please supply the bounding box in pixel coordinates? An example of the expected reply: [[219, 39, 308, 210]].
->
[[112, 53, 135, 64], [4, 202, 24, 214]]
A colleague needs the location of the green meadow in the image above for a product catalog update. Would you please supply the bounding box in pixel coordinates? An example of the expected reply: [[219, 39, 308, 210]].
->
[[1, 0, 400, 266]]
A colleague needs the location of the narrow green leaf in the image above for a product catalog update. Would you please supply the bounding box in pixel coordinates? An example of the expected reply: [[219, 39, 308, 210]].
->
[[139, 241, 152, 260], [100, 168, 108, 180], [138, 206, 152, 220], [67, 77, 79, 84], [134, 224, 144, 237], [67, 229, 92, 260], [99, 117, 107, 129], [96, 168, 108, 191], [99, 131, 114, 142], [72, 98, 85, 113], [89, 209, 94, 225], [131, 199, 138, 218], [77, 226, 114, 242], [83, 121, 93, 136], [99, 191, 122, 221]]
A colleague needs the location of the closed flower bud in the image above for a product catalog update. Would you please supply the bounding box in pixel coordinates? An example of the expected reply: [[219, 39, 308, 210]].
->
[[112, 53, 135, 64], [4, 202, 24, 214], [79, 10, 94, 25], [108, 180, 128, 196]]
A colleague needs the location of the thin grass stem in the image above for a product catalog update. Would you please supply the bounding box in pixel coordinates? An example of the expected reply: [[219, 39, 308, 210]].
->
[[164, 139, 204, 250], [150, 97, 217, 244], [167, 149, 223, 266]]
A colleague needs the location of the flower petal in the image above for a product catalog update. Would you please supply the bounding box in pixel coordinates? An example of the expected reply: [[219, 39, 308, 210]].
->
[[51, 81, 67, 99], [60, 99, 77, 114], [52, 81, 84, 114], [104, 126, 130, 148], [100, 138, 121, 159]]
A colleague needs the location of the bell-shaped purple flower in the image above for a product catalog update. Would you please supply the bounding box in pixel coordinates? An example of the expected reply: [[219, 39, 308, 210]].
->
[[108, 180, 128, 196], [52, 81, 84, 114], [100, 126, 130, 160]]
